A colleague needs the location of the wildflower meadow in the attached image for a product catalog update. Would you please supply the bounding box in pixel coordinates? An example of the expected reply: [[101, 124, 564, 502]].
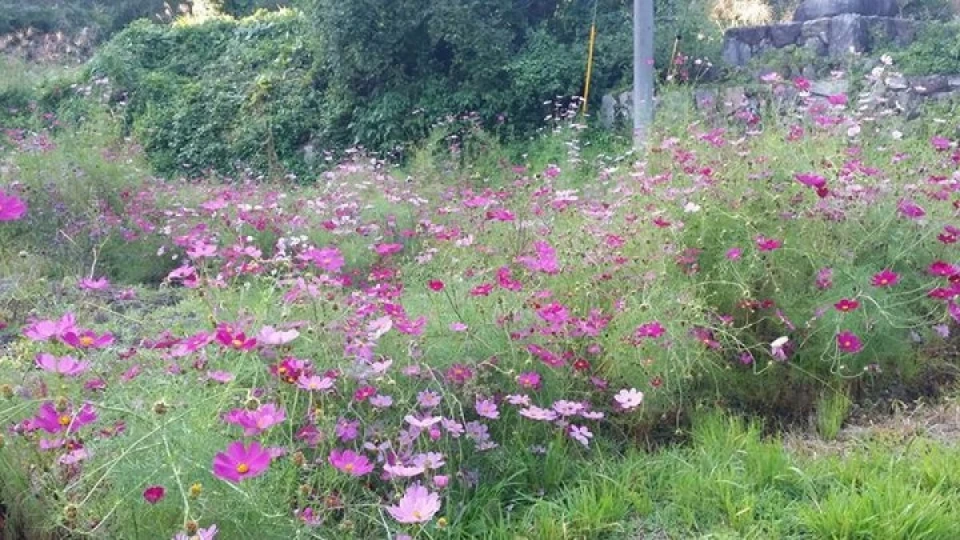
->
[[4, 17, 960, 540]]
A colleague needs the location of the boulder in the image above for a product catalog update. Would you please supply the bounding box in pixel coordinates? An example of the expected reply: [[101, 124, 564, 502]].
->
[[793, 0, 897, 21], [599, 94, 617, 129], [909, 75, 949, 96], [769, 23, 803, 48], [722, 38, 753, 67], [828, 14, 868, 56]]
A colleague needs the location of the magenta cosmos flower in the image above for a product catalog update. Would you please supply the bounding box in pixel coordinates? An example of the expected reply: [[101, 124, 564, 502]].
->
[[212, 441, 271, 483], [299, 246, 344, 273], [386, 484, 442, 524], [215, 326, 256, 351], [836, 331, 863, 353], [871, 269, 899, 287], [328, 449, 375, 476], [834, 299, 860, 313], [62, 329, 114, 349], [78, 277, 110, 291], [33, 401, 97, 434], [23, 312, 76, 341], [755, 236, 782, 252], [223, 404, 286, 436], [143, 485, 165, 504], [0, 191, 27, 221], [36, 353, 91, 376], [256, 325, 299, 346]]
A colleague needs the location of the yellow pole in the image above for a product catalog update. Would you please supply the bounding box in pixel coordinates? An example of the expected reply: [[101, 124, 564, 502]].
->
[[583, 23, 597, 116]]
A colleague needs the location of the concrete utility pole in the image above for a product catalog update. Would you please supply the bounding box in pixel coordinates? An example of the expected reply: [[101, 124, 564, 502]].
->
[[633, 0, 654, 148]]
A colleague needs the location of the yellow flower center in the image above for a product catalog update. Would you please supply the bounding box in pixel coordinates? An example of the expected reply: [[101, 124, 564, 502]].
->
[[58, 415, 71, 427], [232, 338, 243, 348], [344, 463, 354, 472], [413, 511, 423, 520], [236, 463, 249, 474], [79, 336, 94, 347]]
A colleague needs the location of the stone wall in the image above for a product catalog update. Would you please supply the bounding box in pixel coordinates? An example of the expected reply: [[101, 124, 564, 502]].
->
[[722, 15, 920, 67]]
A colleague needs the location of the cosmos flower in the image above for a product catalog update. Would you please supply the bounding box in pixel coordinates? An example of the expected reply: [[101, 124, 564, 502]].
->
[[143, 485, 166, 504], [614, 388, 644, 411], [212, 441, 271, 483], [834, 299, 860, 313], [0, 191, 27, 221], [35, 353, 90, 376], [871, 269, 900, 287], [33, 401, 97, 434], [328, 449, 374, 476], [836, 331, 863, 353], [386, 484, 442, 524]]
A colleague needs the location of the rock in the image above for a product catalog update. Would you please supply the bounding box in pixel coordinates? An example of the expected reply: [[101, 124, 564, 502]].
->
[[885, 74, 908, 91], [909, 75, 949, 96], [948, 76, 960, 90], [769, 23, 803, 48], [793, 0, 897, 22], [729, 26, 769, 46], [722, 38, 753, 67], [828, 14, 867, 56], [810, 78, 850, 97], [599, 94, 617, 129]]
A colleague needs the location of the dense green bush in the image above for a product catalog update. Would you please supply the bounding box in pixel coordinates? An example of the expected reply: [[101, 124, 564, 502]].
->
[[88, 11, 320, 176], [889, 21, 960, 75], [79, 1, 722, 175]]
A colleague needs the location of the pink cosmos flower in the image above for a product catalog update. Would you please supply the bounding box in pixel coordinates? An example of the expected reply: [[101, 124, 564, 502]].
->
[[517, 241, 560, 274], [614, 388, 644, 411], [78, 277, 110, 291], [949, 301, 960, 324], [635, 321, 666, 339], [374, 243, 404, 256], [725, 247, 742, 261], [836, 331, 863, 353], [23, 313, 76, 342], [405, 415, 443, 429], [173, 525, 218, 540], [212, 441, 271, 483], [519, 406, 558, 422], [932, 135, 952, 151], [897, 200, 926, 219], [793, 77, 811, 91], [516, 371, 542, 391], [143, 485, 165, 504], [0, 191, 27, 221], [929, 261, 958, 277], [795, 173, 826, 189], [755, 236, 782, 252], [296, 375, 334, 392], [256, 326, 299, 346], [384, 462, 426, 478], [35, 353, 90, 376], [33, 401, 97, 434], [215, 325, 257, 350], [816, 267, 834, 290], [224, 404, 287, 436], [475, 397, 500, 420], [871, 269, 900, 287], [328, 449, 375, 476], [428, 279, 445, 291], [61, 329, 114, 349], [568, 425, 593, 447], [386, 484, 442, 524], [834, 299, 860, 313], [827, 93, 848, 106], [299, 246, 345, 273], [770, 336, 790, 361]]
